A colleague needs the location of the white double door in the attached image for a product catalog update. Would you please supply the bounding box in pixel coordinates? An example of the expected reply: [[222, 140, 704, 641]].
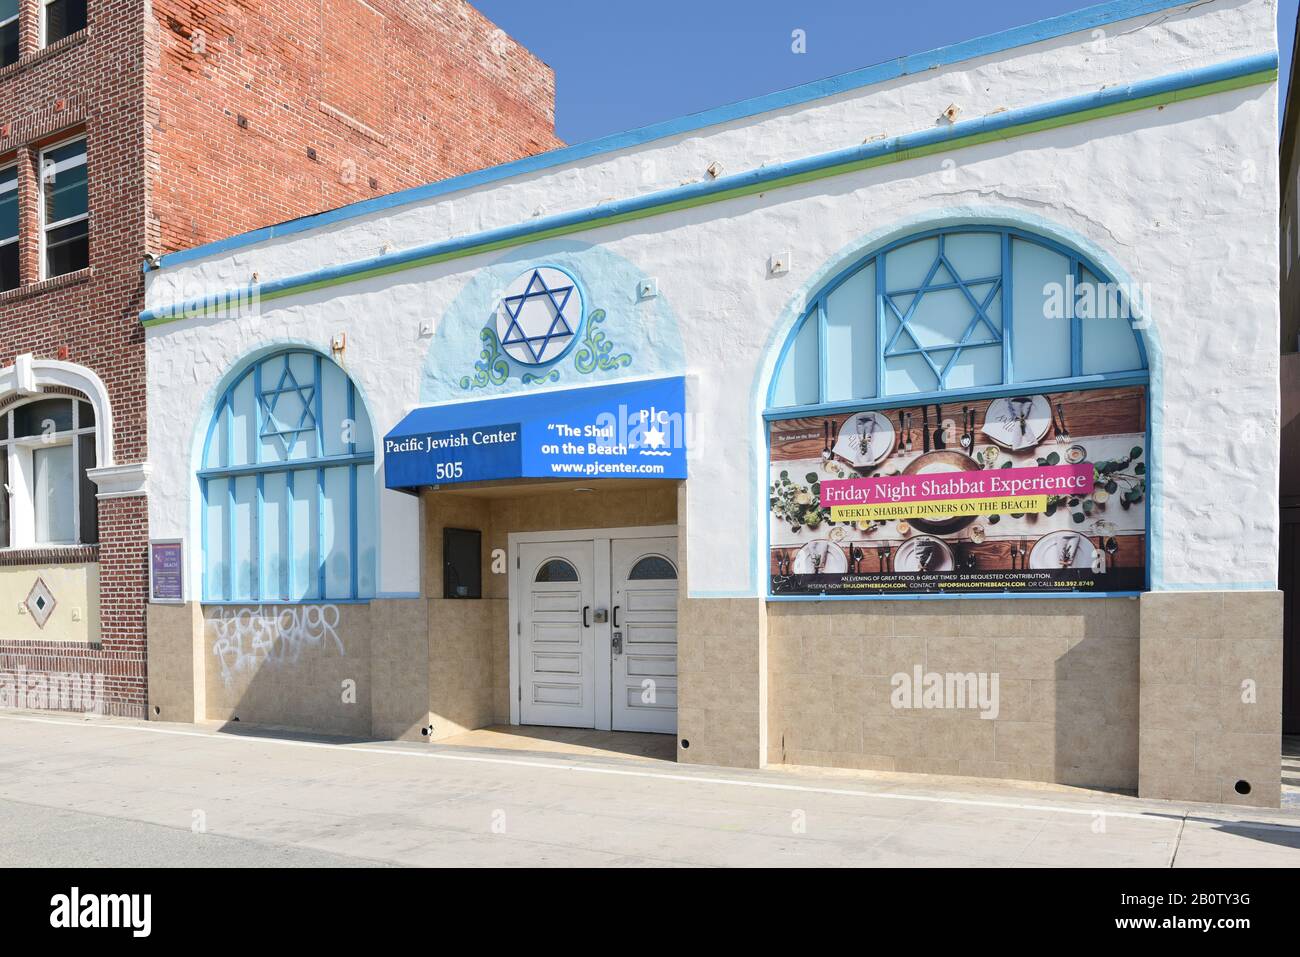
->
[[513, 529, 678, 734]]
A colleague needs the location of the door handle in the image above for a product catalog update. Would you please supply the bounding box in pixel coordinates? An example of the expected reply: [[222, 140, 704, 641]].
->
[[583, 605, 591, 628], [612, 605, 621, 628]]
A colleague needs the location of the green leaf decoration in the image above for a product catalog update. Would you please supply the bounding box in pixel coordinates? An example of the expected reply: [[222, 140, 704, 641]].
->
[[573, 309, 633, 374], [459, 326, 511, 390]]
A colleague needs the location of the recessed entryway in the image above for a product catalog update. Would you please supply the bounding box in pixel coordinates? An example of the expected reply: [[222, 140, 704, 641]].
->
[[509, 526, 678, 734]]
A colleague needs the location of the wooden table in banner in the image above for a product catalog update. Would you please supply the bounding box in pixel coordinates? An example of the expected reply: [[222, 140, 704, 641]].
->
[[767, 386, 1148, 594]]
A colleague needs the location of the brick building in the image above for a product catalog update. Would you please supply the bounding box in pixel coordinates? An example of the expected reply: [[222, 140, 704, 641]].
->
[[0, 0, 561, 717]]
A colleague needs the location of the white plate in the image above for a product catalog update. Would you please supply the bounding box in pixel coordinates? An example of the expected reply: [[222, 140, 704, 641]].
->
[[792, 541, 849, 575], [893, 536, 955, 572], [833, 411, 895, 468], [981, 395, 1052, 451], [1028, 530, 1100, 571]]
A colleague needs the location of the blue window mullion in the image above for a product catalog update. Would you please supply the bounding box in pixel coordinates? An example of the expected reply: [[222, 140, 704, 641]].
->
[[875, 253, 886, 397], [349, 464, 359, 600], [286, 469, 295, 600], [816, 299, 828, 404], [226, 475, 236, 602], [317, 467, 326, 599], [254, 472, 264, 602], [1002, 231, 1014, 384], [1070, 259, 1083, 377], [200, 476, 209, 602]]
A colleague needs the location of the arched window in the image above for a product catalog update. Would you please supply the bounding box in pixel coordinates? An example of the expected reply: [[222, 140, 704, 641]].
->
[[766, 226, 1150, 599], [200, 350, 375, 603], [769, 227, 1146, 407], [0, 394, 98, 547]]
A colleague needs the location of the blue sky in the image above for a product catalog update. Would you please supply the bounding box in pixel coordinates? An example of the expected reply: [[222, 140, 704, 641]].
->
[[474, 0, 1299, 145]]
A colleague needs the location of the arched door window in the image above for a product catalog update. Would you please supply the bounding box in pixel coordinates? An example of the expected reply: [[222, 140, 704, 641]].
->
[[200, 350, 376, 602], [766, 226, 1149, 598]]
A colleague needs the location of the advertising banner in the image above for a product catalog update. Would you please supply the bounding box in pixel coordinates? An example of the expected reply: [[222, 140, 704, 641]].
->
[[384, 376, 688, 489], [768, 385, 1147, 595]]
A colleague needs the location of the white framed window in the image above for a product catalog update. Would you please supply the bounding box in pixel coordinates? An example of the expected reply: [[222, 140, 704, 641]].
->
[[41, 0, 85, 47], [0, 396, 98, 549], [0, 162, 17, 292], [38, 135, 88, 279], [1, 0, 18, 68]]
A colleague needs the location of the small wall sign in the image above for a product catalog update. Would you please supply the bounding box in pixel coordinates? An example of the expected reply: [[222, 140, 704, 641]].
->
[[150, 539, 185, 603]]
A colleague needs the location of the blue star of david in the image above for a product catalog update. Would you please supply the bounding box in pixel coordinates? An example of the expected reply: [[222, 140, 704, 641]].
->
[[499, 269, 577, 364], [882, 235, 1003, 390], [258, 362, 317, 452]]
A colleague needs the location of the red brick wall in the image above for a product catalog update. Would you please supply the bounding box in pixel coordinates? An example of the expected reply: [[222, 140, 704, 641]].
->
[[0, 2, 149, 718], [1, 0, 559, 720], [147, 0, 564, 254]]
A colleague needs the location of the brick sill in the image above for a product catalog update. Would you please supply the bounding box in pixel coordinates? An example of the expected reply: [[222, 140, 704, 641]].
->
[[0, 29, 90, 82], [0, 266, 94, 304], [0, 545, 99, 567]]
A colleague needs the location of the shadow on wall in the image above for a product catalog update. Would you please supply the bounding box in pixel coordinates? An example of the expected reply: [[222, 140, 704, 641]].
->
[[202, 602, 382, 740]]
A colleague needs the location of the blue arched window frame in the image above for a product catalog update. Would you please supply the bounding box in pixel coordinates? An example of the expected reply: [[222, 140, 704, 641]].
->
[[767, 226, 1149, 410], [764, 225, 1151, 596], [199, 349, 376, 604]]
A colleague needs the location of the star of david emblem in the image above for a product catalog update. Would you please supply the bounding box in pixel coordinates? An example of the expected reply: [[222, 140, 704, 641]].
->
[[495, 267, 583, 365], [882, 235, 1003, 390], [258, 360, 317, 452]]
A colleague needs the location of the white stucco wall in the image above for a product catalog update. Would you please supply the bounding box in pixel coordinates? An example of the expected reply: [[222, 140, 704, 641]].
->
[[143, 0, 1280, 598]]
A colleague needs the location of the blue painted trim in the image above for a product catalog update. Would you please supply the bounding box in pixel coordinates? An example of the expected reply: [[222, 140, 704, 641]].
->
[[767, 591, 1142, 602], [1001, 232, 1014, 382], [148, 0, 1206, 273], [140, 52, 1277, 326], [198, 451, 374, 480]]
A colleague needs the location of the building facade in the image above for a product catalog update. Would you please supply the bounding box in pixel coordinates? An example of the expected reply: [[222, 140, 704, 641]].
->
[[143, 0, 1284, 807], [0, 0, 559, 718]]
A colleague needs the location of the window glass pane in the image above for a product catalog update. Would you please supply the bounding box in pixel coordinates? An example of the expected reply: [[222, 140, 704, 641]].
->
[[1080, 266, 1145, 374], [231, 475, 256, 601], [0, 165, 17, 242], [629, 556, 676, 580], [884, 236, 939, 290], [42, 140, 87, 224], [322, 466, 352, 598], [943, 232, 1001, 278], [227, 374, 256, 467], [291, 471, 320, 601], [0, 243, 16, 293], [823, 263, 876, 402], [1, 11, 17, 70], [884, 352, 935, 396], [1011, 239, 1072, 382], [535, 559, 578, 582], [77, 400, 94, 427], [77, 432, 97, 544], [34, 443, 74, 543], [320, 361, 350, 457], [352, 389, 374, 454], [203, 478, 230, 601], [769, 313, 818, 407], [355, 465, 376, 599], [262, 472, 288, 600], [44, 0, 87, 45], [0, 452, 9, 548], [45, 218, 88, 277], [15, 398, 73, 437]]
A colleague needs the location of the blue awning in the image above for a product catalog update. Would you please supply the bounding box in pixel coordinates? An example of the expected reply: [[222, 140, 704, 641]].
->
[[384, 376, 688, 490]]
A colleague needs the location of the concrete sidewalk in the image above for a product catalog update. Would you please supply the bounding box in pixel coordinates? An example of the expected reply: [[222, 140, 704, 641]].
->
[[1, 711, 1298, 867]]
